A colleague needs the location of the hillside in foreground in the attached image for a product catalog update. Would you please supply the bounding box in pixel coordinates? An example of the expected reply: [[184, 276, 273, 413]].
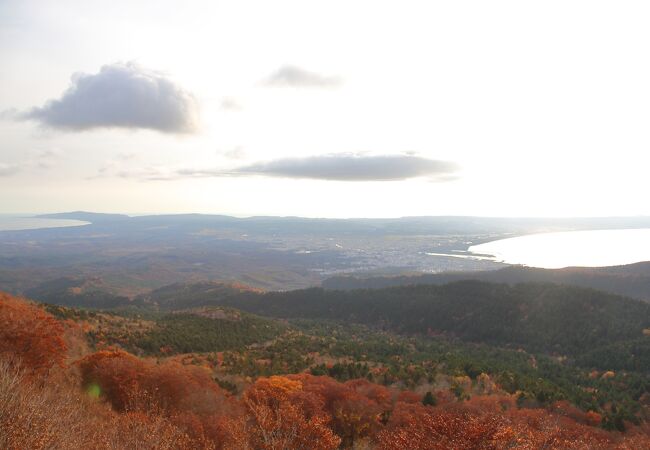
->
[[2, 287, 650, 448]]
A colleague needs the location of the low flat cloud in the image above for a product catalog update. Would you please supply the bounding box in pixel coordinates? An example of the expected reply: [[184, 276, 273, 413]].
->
[[22, 62, 199, 133], [235, 154, 458, 181], [126, 154, 459, 182], [263, 65, 342, 88]]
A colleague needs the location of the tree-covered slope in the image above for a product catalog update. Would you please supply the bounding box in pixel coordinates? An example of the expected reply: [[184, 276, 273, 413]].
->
[[43, 303, 286, 356], [135, 281, 261, 310], [131, 307, 286, 354], [25, 277, 133, 309], [211, 281, 650, 363], [323, 262, 650, 302]]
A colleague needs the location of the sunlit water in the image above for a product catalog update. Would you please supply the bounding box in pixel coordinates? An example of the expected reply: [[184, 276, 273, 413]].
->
[[0, 215, 89, 232], [468, 229, 650, 269]]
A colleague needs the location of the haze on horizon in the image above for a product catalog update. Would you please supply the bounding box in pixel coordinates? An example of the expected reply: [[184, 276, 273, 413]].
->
[[1, 0, 650, 219]]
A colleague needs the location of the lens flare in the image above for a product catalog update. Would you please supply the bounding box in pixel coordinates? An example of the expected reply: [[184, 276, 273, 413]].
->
[[86, 383, 101, 399]]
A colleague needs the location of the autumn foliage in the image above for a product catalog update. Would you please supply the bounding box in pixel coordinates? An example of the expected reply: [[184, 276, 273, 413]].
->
[[377, 397, 650, 450], [76, 349, 229, 414], [0, 292, 67, 375], [2, 292, 650, 449], [240, 376, 341, 449], [0, 359, 194, 450]]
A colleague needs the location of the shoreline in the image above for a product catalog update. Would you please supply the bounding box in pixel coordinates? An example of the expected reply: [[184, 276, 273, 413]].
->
[[0, 215, 90, 232]]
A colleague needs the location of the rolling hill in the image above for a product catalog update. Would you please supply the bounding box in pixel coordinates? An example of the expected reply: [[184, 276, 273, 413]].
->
[[323, 262, 650, 302], [194, 281, 650, 369]]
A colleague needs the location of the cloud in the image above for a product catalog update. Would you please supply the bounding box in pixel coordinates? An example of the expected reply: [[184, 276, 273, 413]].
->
[[234, 154, 458, 181], [219, 146, 247, 160], [0, 163, 20, 177], [0, 108, 19, 120], [124, 154, 459, 182], [0, 149, 62, 175], [220, 97, 244, 111], [263, 65, 342, 88], [25, 148, 62, 170], [91, 153, 139, 179], [36, 149, 60, 159], [22, 62, 199, 133], [115, 166, 179, 181]]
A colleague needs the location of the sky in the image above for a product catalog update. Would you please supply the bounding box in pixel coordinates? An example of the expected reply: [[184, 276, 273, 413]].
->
[[1, 0, 649, 218]]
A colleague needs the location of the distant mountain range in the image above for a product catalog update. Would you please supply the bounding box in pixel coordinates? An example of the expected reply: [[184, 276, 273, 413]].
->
[[37, 211, 650, 236]]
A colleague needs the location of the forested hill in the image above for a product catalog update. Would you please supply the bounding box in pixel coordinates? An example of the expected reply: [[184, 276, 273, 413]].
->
[[24, 277, 132, 309], [322, 262, 650, 302], [135, 281, 261, 310], [213, 281, 650, 363]]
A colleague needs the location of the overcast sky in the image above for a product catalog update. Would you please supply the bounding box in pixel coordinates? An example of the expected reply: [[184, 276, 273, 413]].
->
[[1, 0, 649, 218]]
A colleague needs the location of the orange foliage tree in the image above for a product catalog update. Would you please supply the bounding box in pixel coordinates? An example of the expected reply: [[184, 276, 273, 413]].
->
[[76, 349, 229, 416], [241, 376, 341, 450], [0, 292, 67, 375], [377, 401, 505, 450], [77, 349, 243, 448], [377, 397, 650, 450], [285, 374, 391, 447]]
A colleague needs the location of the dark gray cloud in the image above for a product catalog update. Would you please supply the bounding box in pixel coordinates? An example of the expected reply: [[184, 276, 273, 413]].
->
[[23, 63, 199, 133], [263, 65, 342, 88], [235, 154, 458, 181]]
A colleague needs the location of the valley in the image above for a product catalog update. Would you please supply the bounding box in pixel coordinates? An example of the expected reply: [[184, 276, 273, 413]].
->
[[2, 214, 650, 448]]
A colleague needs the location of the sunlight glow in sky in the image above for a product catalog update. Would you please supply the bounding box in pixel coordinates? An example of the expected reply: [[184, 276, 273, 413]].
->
[[1, 1, 649, 217]]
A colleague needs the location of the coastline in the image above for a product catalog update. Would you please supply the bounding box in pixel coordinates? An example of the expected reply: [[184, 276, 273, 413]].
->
[[0, 215, 90, 232]]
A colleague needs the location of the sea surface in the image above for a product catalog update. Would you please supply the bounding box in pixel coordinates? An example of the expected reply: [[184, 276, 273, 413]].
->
[[469, 228, 650, 269], [0, 215, 89, 232]]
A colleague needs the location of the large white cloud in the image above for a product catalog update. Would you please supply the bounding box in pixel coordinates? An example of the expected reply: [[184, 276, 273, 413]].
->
[[24, 63, 199, 133]]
